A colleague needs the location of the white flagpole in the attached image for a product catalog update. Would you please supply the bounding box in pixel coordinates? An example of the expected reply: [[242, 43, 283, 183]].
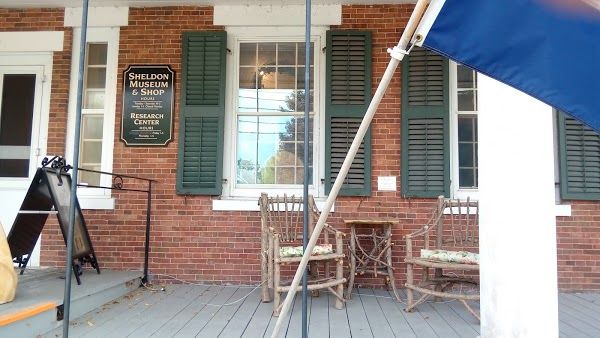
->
[[269, 1, 431, 336]]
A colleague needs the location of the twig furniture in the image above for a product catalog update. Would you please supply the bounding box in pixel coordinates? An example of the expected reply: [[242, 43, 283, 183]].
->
[[344, 218, 401, 302], [259, 193, 346, 316], [404, 196, 480, 320]]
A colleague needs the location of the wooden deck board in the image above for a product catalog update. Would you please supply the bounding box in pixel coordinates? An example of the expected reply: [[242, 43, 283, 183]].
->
[[149, 285, 222, 338], [218, 288, 262, 337], [284, 293, 311, 338], [372, 289, 417, 338], [357, 288, 395, 338], [38, 285, 600, 338]]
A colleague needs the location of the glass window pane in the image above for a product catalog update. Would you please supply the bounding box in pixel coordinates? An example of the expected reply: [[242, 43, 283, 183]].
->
[[297, 42, 314, 66], [278, 167, 295, 184], [257, 89, 294, 113], [0, 74, 36, 147], [457, 65, 473, 89], [86, 68, 106, 89], [87, 43, 107, 65], [296, 67, 314, 90], [458, 90, 475, 111], [83, 115, 104, 139], [0, 159, 29, 178], [81, 141, 102, 163], [278, 43, 296, 65], [240, 43, 256, 66], [257, 43, 276, 66], [278, 67, 295, 89], [458, 116, 475, 142], [459, 143, 474, 167], [258, 69, 276, 89], [239, 67, 257, 89], [459, 168, 475, 188], [84, 90, 105, 109]]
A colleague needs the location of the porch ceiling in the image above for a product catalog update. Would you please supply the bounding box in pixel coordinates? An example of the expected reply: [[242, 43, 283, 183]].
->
[[0, 0, 415, 9]]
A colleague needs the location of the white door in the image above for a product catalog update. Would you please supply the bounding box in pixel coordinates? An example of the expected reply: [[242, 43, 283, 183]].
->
[[0, 64, 47, 266]]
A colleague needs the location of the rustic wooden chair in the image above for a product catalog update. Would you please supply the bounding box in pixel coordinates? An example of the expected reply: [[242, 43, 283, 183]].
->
[[404, 196, 480, 320], [259, 193, 346, 316]]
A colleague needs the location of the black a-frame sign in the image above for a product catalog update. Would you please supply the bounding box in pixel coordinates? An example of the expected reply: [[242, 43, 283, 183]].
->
[[7, 167, 100, 285]]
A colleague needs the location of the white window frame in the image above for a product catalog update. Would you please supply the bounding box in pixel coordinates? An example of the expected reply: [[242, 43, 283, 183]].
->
[[66, 27, 119, 209], [222, 27, 327, 200], [450, 61, 479, 200]]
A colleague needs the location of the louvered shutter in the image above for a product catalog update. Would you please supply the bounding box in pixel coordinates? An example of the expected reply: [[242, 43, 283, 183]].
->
[[325, 30, 372, 196], [558, 113, 600, 200], [401, 47, 450, 197], [176, 31, 227, 195]]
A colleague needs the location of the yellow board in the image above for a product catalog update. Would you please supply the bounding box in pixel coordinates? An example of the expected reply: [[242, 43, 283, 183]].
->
[[0, 222, 17, 305]]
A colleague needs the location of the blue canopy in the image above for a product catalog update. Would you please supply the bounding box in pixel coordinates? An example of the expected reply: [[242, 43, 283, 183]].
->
[[421, 0, 600, 132]]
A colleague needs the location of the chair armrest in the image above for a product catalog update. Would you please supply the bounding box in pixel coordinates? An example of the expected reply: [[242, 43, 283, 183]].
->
[[323, 224, 345, 237]]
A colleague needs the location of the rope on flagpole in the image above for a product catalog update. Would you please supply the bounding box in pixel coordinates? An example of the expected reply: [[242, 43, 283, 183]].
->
[[269, 1, 431, 337]]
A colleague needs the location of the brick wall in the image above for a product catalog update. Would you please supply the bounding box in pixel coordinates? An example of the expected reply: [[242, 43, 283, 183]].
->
[[15, 5, 598, 291]]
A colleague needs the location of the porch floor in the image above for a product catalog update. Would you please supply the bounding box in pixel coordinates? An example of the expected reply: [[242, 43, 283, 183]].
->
[[40, 283, 600, 338]]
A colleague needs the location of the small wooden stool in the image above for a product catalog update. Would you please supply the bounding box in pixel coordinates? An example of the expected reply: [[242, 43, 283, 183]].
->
[[344, 218, 401, 302]]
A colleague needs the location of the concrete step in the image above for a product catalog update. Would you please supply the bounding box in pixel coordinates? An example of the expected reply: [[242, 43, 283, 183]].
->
[[0, 268, 142, 338]]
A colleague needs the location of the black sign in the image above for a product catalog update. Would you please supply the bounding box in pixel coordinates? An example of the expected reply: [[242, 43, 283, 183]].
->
[[121, 65, 174, 146]]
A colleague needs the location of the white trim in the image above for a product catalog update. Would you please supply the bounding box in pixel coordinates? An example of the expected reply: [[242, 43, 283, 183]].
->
[[64, 7, 129, 27], [449, 62, 479, 200], [554, 204, 571, 217], [214, 5, 341, 26], [65, 27, 119, 204], [0, 32, 63, 52], [78, 197, 116, 210], [212, 198, 334, 212], [222, 26, 327, 199]]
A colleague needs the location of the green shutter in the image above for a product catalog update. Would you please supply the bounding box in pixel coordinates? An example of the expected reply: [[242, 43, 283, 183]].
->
[[176, 31, 227, 195], [401, 46, 450, 198], [558, 112, 600, 200], [325, 30, 372, 196]]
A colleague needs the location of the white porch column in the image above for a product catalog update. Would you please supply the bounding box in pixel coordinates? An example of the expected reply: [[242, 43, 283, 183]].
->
[[478, 75, 559, 337]]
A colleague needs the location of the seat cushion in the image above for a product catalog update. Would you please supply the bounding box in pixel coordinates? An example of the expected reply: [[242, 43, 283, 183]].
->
[[420, 249, 479, 265], [280, 244, 333, 258]]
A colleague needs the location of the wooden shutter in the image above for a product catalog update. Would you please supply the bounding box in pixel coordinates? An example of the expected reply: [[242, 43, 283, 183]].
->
[[558, 113, 600, 200], [176, 31, 227, 195], [325, 30, 372, 196], [401, 46, 450, 198]]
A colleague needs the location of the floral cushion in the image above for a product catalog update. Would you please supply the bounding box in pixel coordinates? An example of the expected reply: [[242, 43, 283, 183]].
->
[[280, 244, 333, 258], [420, 249, 479, 265]]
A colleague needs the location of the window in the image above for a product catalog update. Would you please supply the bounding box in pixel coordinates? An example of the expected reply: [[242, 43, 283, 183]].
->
[[451, 63, 479, 199], [66, 27, 119, 208], [79, 43, 108, 186], [177, 28, 373, 201], [235, 42, 314, 187]]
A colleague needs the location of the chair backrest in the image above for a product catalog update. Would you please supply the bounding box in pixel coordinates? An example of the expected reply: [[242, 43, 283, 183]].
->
[[434, 196, 479, 249], [258, 193, 318, 243]]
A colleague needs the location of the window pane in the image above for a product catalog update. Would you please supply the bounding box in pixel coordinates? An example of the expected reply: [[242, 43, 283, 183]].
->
[[458, 90, 475, 111], [81, 141, 102, 163], [240, 43, 256, 66], [458, 116, 475, 142], [86, 68, 106, 89], [83, 115, 103, 139], [297, 42, 314, 66], [278, 43, 296, 65], [87, 43, 107, 65], [459, 168, 475, 188], [84, 90, 105, 109], [458, 143, 474, 167], [278, 67, 295, 89], [239, 67, 257, 89], [297, 67, 314, 90], [457, 65, 473, 88], [258, 43, 276, 66]]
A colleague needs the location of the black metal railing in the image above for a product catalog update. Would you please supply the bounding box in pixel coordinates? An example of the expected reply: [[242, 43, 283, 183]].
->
[[43, 156, 157, 283]]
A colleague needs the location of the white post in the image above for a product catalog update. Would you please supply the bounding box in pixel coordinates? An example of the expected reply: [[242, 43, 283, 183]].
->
[[478, 75, 559, 337]]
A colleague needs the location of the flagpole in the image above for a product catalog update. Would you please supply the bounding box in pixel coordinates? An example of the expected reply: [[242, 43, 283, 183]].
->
[[269, 1, 430, 336], [63, 1, 89, 337]]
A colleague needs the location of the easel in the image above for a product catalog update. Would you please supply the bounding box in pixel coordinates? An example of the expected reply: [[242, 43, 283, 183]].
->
[[7, 157, 100, 285]]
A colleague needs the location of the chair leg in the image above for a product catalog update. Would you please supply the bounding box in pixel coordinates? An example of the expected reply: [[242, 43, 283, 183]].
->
[[406, 262, 414, 311], [335, 258, 344, 309], [273, 237, 281, 316], [261, 231, 270, 303]]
